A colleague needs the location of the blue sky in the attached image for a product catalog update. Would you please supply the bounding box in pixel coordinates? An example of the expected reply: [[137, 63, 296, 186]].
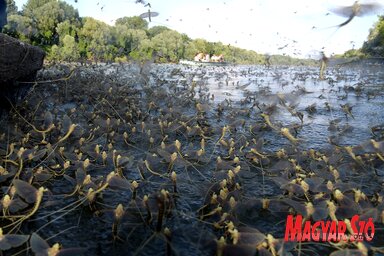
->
[[14, 0, 384, 58]]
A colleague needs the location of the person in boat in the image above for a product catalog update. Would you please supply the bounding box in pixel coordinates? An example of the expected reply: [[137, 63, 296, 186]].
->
[[211, 54, 224, 62], [194, 52, 204, 62], [264, 54, 271, 68], [203, 53, 211, 62], [319, 51, 328, 80]]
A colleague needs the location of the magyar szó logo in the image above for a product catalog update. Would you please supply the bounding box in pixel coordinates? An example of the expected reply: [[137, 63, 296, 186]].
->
[[284, 215, 375, 242]]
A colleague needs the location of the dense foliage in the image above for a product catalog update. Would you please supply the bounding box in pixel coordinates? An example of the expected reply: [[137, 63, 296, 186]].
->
[[362, 15, 384, 57], [2, 0, 315, 65]]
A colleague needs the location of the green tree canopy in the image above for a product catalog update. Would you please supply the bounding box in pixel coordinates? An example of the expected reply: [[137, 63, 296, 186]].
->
[[56, 20, 80, 44], [151, 30, 184, 62], [60, 34, 79, 61], [115, 16, 148, 30], [3, 14, 35, 42], [79, 17, 114, 62], [3, 0, 307, 64], [147, 25, 170, 38], [114, 25, 148, 57], [362, 16, 384, 57], [23, 0, 79, 46], [6, 0, 18, 15], [22, 0, 53, 16]]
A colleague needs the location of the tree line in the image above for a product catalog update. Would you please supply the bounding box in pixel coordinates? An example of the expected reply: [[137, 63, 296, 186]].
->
[[5, 0, 382, 65], [361, 15, 384, 57], [2, 0, 317, 65], [335, 15, 384, 59]]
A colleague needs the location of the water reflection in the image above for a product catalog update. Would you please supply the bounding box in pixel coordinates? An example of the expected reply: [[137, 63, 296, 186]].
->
[[159, 62, 384, 150]]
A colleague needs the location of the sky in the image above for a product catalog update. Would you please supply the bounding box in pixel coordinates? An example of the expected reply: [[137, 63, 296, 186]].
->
[[14, 0, 384, 59]]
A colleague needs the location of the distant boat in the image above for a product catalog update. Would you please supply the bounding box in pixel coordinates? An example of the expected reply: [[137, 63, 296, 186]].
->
[[179, 59, 230, 66]]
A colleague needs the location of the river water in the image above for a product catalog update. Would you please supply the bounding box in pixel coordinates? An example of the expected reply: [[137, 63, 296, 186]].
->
[[1, 62, 384, 255]]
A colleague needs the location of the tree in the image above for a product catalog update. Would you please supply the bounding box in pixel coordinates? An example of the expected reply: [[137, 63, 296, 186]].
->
[[191, 38, 209, 53], [60, 34, 79, 61], [362, 16, 384, 57], [151, 30, 184, 62], [114, 25, 148, 58], [79, 17, 113, 62], [56, 20, 80, 44], [3, 14, 35, 42], [147, 25, 170, 38], [115, 16, 148, 30], [49, 44, 61, 62], [6, 0, 17, 15], [22, 0, 53, 16], [23, 0, 79, 46]]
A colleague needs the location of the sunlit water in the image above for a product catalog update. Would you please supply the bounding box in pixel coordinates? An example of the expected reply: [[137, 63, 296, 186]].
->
[[154, 63, 384, 150]]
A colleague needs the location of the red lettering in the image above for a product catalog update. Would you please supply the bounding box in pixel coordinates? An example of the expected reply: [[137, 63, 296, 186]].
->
[[328, 221, 337, 241], [337, 221, 347, 241], [301, 221, 311, 241], [311, 221, 321, 241], [350, 214, 359, 242], [321, 220, 330, 241], [284, 215, 302, 241], [364, 218, 375, 241]]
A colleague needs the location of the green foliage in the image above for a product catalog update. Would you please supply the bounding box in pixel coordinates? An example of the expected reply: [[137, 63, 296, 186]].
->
[[3, 14, 35, 42], [151, 30, 185, 62], [362, 16, 384, 57], [5, 0, 318, 64], [6, 0, 18, 15], [49, 44, 61, 62], [79, 17, 113, 62], [115, 16, 148, 30], [147, 25, 170, 38], [114, 25, 148, 58], [60, 34, 79, 61], [342, 49, 366, 58], [56, 20, 79, 44], [22, 0, 53, 15], [19, 0, 79, 47]]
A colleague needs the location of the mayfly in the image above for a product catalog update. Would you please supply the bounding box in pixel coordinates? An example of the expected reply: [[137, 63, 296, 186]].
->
[[30, 232, 86, 256], [330, 1, 383, 28], [0, 228, 29, 251], [139, 10, 159, 22]]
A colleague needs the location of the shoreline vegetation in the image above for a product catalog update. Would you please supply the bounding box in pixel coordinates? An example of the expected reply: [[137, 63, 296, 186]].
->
[[2, 0, 384, 67]]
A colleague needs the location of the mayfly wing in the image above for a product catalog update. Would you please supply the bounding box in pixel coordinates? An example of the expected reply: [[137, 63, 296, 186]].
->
[[5, 234, 29, 248], [116, 155, 133, 167], [57, 247, 87, 256], [330, 5, 353, 17], [222, 244, 257, 256], [139, 11, 159, 19], [75, 168, 86, 185], [44, 111, 53, 130], [62, 115, 72, 134], [356, 2, 383, 16], [330, 249, 364, 256], [12, 179, 38, 204], [0, 229, 29, 250], [359, 207, 378, 222], [9, 198, 29, 213], [237, 226, 266, 245], [63, 174, 76, 186], [30, 233, 50, 255], [312, 201, 329, 221], [108, 176, 132, 190]]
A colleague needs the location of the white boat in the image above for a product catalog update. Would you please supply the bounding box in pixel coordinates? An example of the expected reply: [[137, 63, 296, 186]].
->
[[179, 59, 230, 66]]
